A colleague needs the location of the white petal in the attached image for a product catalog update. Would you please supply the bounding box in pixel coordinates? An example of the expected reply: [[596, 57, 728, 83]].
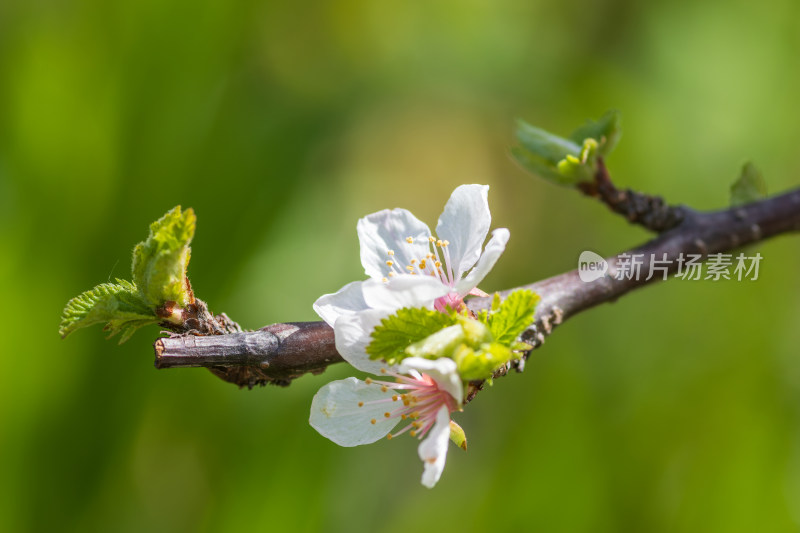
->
[[417, 405, 452, 488], [357, 208, 432, 280], [455, 227, 509, 296], [399, 356, 464, 405], [361, 276, 448, 311], [333, 309, 398, 374], [310, 377, 399, 446], [313, 281, 369, 327], [435, 185, 491, 279]]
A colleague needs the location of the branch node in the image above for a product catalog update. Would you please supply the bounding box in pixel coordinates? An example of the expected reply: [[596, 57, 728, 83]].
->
[[580, 158, 685, 233]]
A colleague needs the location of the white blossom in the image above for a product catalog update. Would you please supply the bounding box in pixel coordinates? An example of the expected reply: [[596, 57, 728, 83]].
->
[[310, 357, 462, 488], [309, 184, 509, 487]]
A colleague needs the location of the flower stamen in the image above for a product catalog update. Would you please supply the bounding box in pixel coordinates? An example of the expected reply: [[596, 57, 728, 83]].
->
[[360, 369, 458, 442]]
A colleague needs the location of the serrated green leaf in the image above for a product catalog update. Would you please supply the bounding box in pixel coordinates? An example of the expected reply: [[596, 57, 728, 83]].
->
[[59, 279, 159, 342], [488, 289, 540, 345], [730, 162, 767, 206], [132, 206, 195, 309], [367, 307, 458, 365], [568, 109, 622, 156]]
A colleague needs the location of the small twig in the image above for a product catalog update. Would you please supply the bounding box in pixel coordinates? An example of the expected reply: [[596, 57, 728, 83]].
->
[[577, 158, 685, 232], [154, 179, 800, 391]]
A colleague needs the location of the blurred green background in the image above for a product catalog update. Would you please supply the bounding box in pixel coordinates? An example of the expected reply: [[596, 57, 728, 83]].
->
[[2, 0, 800, 531]]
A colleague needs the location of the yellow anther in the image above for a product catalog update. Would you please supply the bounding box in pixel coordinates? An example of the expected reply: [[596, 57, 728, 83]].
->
[[403, 399, 410, 406], [429, 236, 436, 243], [386, 260, 393, 267], [381, 385, 388, 392], [387, 433, 393, 440], [401, 414, 407, 420], [387, 250, 395, 256], [419, 260, 426, 269], [358, 402, 364, 407], [410, 259, 417, 264], [406, 237, 414, 244], [436, 239, 443, 247], [442, 240, 450, 246], [410, 430, 417, 437], [380, 368, 387, 374], [365, 377, 373, 384], [392, 395, 399, 401], [406, 265, 414, 272], [384, 412, 391, 418], [412, 421, 421, 428], [388, 272, 395, 277], [381, 277, 388, 283], [371, 419, 376, 425]]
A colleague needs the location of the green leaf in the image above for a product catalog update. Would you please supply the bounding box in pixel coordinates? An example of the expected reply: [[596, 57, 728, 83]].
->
[[511, 341, 534, 352], [515, 120, 581, 164], [132, 206, 196, 309], [457, 315, 492, 346], [453, 342, 517, 381], [490, 292, 501, 312], [730, 162, 767, 206], [405, 325, 465, 360], [488, 289, 540, 345], [367, 307, 458, 365], [59, 279, 159, 342], [449, 420, 467, 451], [568, 109, 622, 156], [511, 147, 575, 187], [514, 111, 622, 187]]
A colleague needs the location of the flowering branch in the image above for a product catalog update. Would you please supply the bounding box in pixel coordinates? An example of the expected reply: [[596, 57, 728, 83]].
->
[[59, 111, 799, 488], [154, 178, 800, 392]]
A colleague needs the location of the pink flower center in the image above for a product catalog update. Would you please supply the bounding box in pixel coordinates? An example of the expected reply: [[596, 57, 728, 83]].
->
[[360, 369, 458, 440], [434, 292, 465, 313]]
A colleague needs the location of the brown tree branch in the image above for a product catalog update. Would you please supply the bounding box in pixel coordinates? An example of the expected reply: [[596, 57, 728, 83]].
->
[[577, 159, 685, 232], [154, 175, 800, 390]]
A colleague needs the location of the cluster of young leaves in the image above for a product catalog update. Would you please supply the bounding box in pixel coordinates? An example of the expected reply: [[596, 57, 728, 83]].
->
[[516, 110, 767, 210], [366, 289, 540, 381], [59, 206, 196, 343], [513, 110, 621, 187]]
